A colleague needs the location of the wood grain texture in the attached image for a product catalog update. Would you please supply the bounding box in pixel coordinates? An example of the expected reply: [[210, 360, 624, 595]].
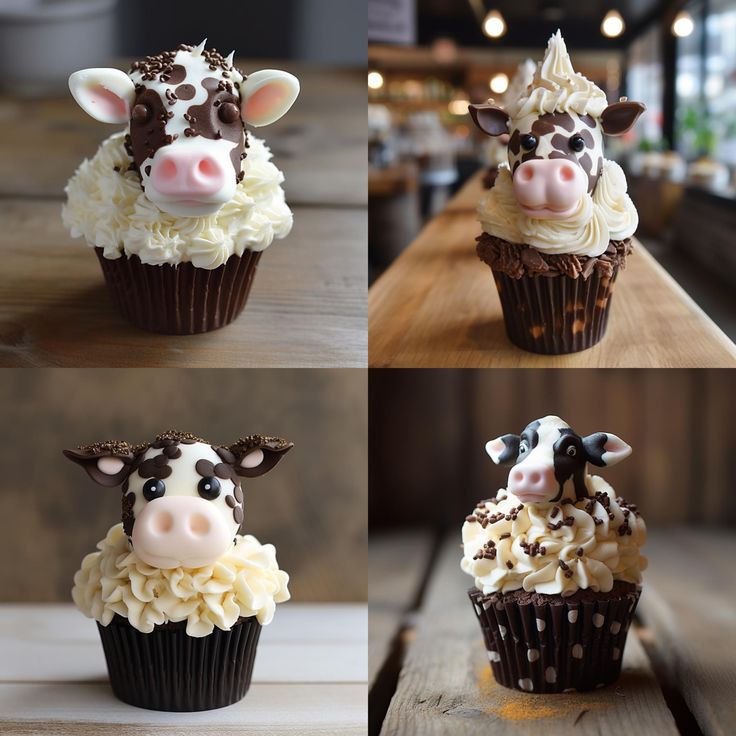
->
[[369, 531, 433, 687], [379, 537, 678, 736], [0, 604, 367, 734], [637, 529, 736, 736], [369, 173, 736, 368]]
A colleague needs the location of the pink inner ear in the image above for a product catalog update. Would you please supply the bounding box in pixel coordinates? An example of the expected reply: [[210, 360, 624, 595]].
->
[[88, 84, 129, 118], [245, 83, 288, 123]]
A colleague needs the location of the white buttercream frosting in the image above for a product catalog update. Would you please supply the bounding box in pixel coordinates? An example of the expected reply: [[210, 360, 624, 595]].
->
[[478, 160, 638, 257], [72, 523, 290, 637], [461, 476, 647, 597], [507, 30, 608, 119], [62, 131, 293, 269]]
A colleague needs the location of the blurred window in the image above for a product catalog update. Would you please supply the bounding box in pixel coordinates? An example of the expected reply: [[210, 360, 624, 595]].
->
[[627, 26, 664, 150]]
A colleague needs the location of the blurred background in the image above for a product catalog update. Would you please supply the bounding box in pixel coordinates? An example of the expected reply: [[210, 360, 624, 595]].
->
[[370, 369, 735, 531], [0, 368, 367, 603], [368, 0, 736, 339]]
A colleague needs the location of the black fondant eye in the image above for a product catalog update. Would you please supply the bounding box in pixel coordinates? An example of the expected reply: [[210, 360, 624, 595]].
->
[[132, 103, 151, 124], [568, 135, 585, 152], [218, 101, 240, 124], [142, 478, 166, 501], [567, 446, 577, 456], [521, 134, 537, 151], [519, 443, 528, 454], [198, 476, 221, 500]]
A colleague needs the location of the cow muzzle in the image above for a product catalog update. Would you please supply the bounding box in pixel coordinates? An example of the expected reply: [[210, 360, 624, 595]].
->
[[507, 462, 557, 503], [131, 496, 233, 569], [512, 158, 587, 219]]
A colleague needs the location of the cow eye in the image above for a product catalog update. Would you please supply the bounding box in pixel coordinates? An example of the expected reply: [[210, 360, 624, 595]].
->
[[218, 102, 240, 124], [566, 446, 577, 456], [198, 476, 221, 500], [131, 104, 151, 124], [520, 134, 537, 151], [519, 442, 528, 454], [142, 478, 166, 501], [568, 135, 585, 153]]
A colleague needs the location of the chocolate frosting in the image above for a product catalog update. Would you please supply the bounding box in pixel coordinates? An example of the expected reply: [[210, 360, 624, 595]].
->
[[477, 232, 633, 280]]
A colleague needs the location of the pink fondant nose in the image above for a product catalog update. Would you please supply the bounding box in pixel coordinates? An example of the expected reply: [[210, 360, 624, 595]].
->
[[512, 159, 587, 218], [507, 463, 556, 502], [131, 496, 232, 569], [149, 149, 227, 198]]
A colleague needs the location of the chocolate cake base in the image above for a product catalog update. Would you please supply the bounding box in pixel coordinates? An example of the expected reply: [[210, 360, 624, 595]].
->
[[477, 233, 633, 355], [95, 248, 262, 335], [469, 581, 640, 694], [97, 614, 261, 711]]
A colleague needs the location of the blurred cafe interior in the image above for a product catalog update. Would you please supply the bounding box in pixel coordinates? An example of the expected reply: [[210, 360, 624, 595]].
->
[[368, 0, 736, 337]]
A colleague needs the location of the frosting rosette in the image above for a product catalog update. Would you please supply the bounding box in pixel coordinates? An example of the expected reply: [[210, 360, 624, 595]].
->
[[461, 475, 647, 597], [62, 131, 293, 269], [73, 523, 290, 637]]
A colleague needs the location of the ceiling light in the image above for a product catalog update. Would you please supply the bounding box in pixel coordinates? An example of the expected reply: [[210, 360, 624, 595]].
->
[[601, 10, 625, 38], [482, 10, 507, 39], [368, 71, 384, 90], [490, 73, 509, 94], [672, 10, 694, 37], [448, 99, 470, 116]]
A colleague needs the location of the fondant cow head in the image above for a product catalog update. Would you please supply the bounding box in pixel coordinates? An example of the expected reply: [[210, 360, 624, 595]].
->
[[469, 31, 644, 219], [69, 40, 299, 217], [65, 431, 292, 569], [485, 416, 631, 504]]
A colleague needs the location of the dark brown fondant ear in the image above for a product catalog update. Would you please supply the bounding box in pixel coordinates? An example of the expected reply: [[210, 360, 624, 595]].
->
[[469, 104, 510, 137], [63, 442, 136, 487], [600, 101, 646, 136], [229, 435, 294, 478]]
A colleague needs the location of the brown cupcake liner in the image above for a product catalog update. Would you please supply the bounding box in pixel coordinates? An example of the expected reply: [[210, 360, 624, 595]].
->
[[95, 248, 262, 335], [97, 614, 261, 711], [491, 266, 620, 354], [469, 586, 640, 694]]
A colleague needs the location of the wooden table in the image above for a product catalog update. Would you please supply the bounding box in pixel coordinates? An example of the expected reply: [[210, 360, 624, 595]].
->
[[369, 172, 736, 367], [0, 63, 366, 367], [0, 603, 367, 735], [370, 529, 736, 736]]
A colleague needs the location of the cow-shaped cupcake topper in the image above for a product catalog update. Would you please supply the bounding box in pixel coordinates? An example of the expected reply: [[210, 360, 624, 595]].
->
[[64, 431, 292, 569], [69, 39, 299, 218], [470, 31, 644, 220], [486, 416, 631, 504]]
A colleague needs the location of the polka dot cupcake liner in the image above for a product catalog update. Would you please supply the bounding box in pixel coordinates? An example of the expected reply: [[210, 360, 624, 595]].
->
[[97, 614, 262, 711], [468, 585, 640, 693]]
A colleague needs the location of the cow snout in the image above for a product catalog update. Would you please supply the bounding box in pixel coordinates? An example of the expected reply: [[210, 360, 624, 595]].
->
[[149, 148, 227, 199], [512, 159, 587, 219], [131, 496, 232, 569], [507, 463, 556, 503]]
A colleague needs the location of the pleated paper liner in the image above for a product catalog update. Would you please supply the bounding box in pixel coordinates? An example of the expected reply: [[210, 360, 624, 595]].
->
[[95, 248, 262, 335], [97, 614, 261, 711], [490, 266, 620, 355], [468, 582, 640, 694]]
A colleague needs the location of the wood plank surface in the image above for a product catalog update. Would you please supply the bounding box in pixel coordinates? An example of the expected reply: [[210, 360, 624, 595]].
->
[[369, 172, 736, 368], [0, 603, 367, 735], [637, 529, 736, 736], [369, 531, 433, 688], [380, 537, 678, 736], [0, 201, 366, 367]]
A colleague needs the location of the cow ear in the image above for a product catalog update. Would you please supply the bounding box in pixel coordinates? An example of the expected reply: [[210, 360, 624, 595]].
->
[[600, 101, 646, 136], [229, 436, 294, 478], [583, 432, 632, 467], [485, 434, 520, 466], [469, 104, 510, 137], [241, 69, 300, 127], [69, 68, 135, 124], [63, 443, 135, 487]]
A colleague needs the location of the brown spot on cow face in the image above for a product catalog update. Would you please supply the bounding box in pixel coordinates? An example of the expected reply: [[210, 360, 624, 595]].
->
[[128, 88, 169, 171], [122, 492, 136, 536], [233, 505, 244, 525], [533, 112, 576, 135], [168, 64, 187, 85], [508, 129, 521, 155], [187, 77, 246, 179], [580, 114, 596, 128], [225, 495, 237, 508], [138, 453, 172, 479], [234, 484, 244, 503], [175, 83, 195, 100]]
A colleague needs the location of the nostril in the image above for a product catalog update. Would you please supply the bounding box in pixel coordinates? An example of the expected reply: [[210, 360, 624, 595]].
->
[[198, 158, 218, 178], [530, 472, 540, 484], [512, 470, 524, 482], [159, 159, 177, 179], [189, 513, 210, 537], [519, 166, 533, 182], [152, 511, 173, 535], [559, 165, 575, 182]]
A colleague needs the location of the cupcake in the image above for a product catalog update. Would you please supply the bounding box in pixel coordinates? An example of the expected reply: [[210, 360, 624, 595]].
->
[[469, 31, 644, 354], [461, 416, 646, 693], [67, 430, 292, 711], [62, 40, 299, 334]]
